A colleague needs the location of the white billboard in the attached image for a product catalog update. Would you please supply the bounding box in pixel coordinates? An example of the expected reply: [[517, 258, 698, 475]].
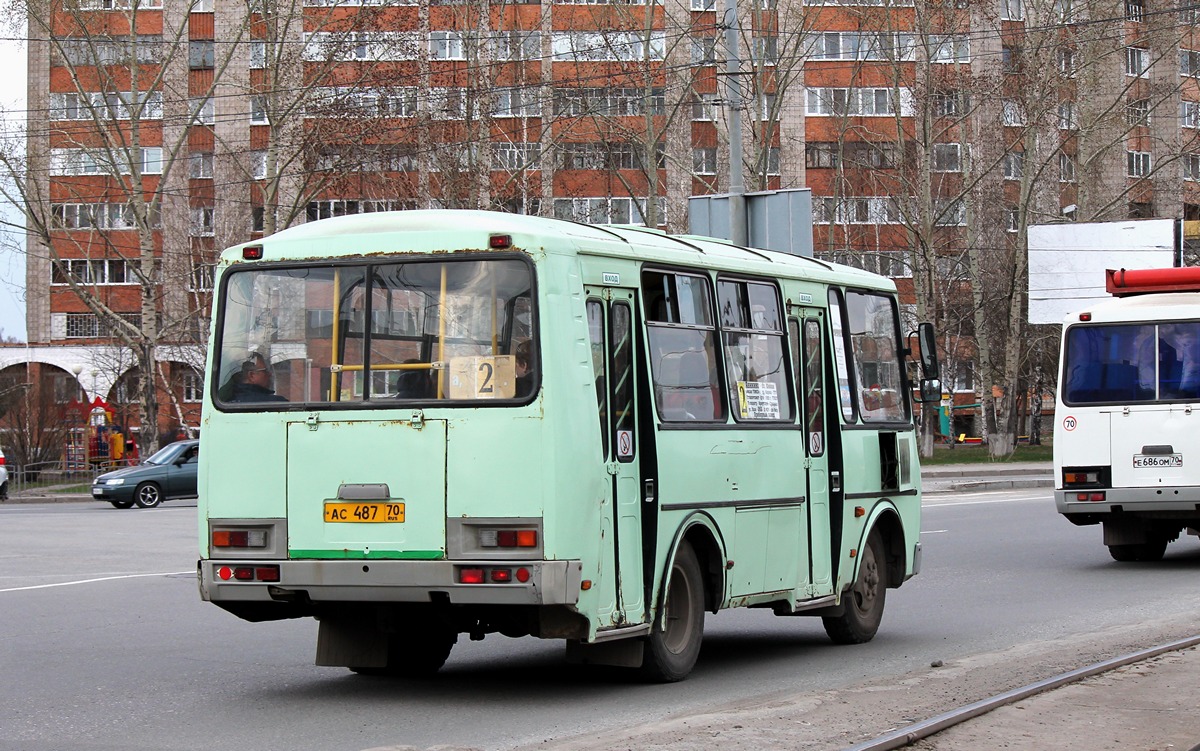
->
[[1027, 219, 1177, 324]]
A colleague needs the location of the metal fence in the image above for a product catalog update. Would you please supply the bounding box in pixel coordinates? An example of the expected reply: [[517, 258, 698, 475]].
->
[[3, 460, 128, 497]]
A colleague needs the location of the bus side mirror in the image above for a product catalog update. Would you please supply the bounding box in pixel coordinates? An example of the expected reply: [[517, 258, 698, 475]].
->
[[915, 322, 941, 404]]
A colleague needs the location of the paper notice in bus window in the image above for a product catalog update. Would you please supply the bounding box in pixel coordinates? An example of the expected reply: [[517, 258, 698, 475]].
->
[[737, 381, 780, 419], [448, 356, 516, 399]]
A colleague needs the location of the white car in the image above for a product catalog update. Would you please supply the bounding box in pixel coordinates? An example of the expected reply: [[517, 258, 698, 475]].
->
[[0, 447, 8, 500]]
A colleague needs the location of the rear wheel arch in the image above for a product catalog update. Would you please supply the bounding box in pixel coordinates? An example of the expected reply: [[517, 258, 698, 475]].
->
[[864, 506, 906, 589]]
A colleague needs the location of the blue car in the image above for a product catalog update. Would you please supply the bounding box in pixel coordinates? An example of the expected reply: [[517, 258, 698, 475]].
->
[[91, 439, 200, 509]]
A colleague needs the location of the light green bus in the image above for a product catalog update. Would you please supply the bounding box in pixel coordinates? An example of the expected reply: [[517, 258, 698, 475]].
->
[[197, 210, 940, 681]]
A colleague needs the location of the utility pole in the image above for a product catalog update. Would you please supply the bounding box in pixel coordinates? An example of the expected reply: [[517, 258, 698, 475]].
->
[[722, 0, 746, 245]]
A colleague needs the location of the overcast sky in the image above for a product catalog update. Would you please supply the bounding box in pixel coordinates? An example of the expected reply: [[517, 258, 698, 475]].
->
[[0, 37, 27, 342]]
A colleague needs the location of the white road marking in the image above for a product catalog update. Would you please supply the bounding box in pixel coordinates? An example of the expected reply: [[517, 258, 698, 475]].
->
[[922, 529, 949, 534], [0, 571, 193, 593]]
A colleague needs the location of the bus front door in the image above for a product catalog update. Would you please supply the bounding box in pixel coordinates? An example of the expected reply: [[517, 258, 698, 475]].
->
[[586, 290, 646, 627], [792, 311, 835, 596]]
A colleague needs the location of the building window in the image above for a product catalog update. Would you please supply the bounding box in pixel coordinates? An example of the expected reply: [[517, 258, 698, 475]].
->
[[191, 207, 215, 236], [189, 40, 214, 69], [1184, 153, 1200, 181], [1126, 98, 1150, 126], [1129, 202, 1153, 218], [1000, 0, 1023, 20], [1001, 45, 1021, 73], [492, 142, 538, 171], [250, 40, 266, 68], [691, 0, 715, 9], [493, 88, 539, 118], [806, 87, 900, 116], [250, 95, 269, 124], [765, 146, 781, 175], [553, 197, 667, 226], [183, 370, 204, 403], [934, 198, 966, 226], [189, 152, 213, 179], [430, 31, 468, 60], [693, 147, 718, 175], [190, 97, 214, 125], [929, 35, 970, 63], [1003, 151, 1024, 180], [1182, 101, 1200, 129], [1058, 101, 1078, 129], [1125, 47, 1148, 77], [64, 312, 141, 339], [931, 143, 962, 172], [932, 91, 967, 117], [251, 207, 265, 233], [752, 36, 778, 65], [1182, 50, 1200, 78], [1054, 0, 1073, 21], [1127, 150, 1152, 177], [491, 31, 539, 61], [1125, 0, 1143, 21], [51, 259, 130, 285], [1059, 152, 1076, 182], [813, 196, 901, 224], [693, 93, 718, 121], [1002, 100, 1026, 126], [1005, 207, 1020, 233], [691, 36, 718, 65], [1057, 48, 1075, 77]]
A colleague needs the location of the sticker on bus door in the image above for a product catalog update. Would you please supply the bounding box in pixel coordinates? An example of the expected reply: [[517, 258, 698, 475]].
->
[[617, 429, 634, 459]]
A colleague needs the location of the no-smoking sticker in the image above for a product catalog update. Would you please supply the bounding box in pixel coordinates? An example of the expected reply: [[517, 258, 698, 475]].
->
[[1062, 415, 1077, 431], [617, 429, 634, 458]]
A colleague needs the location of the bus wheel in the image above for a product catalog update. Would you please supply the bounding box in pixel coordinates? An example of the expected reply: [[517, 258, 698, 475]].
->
[[350, 626, 457, 678], [823, 529, 887, 645], [134, 482, 162, 508], [641, 541, 704, 682], [1108, 539, 1168, 562]]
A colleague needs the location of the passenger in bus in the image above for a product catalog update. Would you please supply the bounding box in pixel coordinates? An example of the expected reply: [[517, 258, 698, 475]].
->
[[515, 340, 535, 397], [228, 353, 288, 403], [1160, 324, 1200, 399], [393, 360, 432, 399]]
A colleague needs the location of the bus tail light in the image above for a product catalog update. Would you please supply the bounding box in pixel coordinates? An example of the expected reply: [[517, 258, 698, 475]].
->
[[479, 528, 538, 548], [1076, 492, 1106, 502], [460, 568, 486, 584], [216, 565, 279, 582], [213, 529, 268, 548], [1062, 466, 1109, 488]]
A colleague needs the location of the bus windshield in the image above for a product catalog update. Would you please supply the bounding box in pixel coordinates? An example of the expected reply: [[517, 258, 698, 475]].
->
[[1062, 321, 1200, 404], [214, 257, 535, 406]]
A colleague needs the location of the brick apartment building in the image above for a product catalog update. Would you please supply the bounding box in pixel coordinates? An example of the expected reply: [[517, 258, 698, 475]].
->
[[1, 0, 1198, 458]]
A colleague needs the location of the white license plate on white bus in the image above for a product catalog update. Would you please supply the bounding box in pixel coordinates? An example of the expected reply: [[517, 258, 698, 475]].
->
[[1133, 454, 1183, 469]]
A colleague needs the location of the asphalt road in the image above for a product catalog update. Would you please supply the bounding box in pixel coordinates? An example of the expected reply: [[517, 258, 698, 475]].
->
[[2, 491, 1198, 751]]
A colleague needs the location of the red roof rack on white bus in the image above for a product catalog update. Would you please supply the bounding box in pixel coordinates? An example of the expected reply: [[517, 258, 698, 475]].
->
[[1105, 267, 1200, 297]]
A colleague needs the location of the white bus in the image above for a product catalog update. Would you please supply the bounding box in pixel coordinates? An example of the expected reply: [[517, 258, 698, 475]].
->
[[1055, 267, 1200, 561]]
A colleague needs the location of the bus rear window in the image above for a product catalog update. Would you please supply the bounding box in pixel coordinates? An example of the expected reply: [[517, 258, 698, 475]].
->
[[214, 258, 535, 407], [1063, 322, 1200, 404]]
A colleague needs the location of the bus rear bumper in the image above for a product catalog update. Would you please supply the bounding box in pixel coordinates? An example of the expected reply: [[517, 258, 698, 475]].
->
[[199, 558, 582, 607], [1055, 488, 1200, 522]]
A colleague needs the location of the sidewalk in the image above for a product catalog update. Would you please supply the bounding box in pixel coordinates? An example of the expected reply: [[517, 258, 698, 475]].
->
[[921, 460, 1054, 493]]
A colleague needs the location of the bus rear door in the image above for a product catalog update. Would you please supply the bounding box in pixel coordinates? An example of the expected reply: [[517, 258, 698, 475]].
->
[[791, 310, 834, 596], [586, 289, 646, 626]]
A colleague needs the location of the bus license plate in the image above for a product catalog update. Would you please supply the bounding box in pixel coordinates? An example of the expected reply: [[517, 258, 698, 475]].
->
[[1132, 454, 1182, 469], [324, 502, 405, 523]]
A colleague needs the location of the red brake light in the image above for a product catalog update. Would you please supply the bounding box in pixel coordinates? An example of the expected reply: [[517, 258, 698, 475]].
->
[[516, 530, 537, 547], [460, 568, 485, 584], [243, 245, 263, 260], [0, 455, 6, 465], [490, 568, 512, 583], [489, 234, 512, 249]]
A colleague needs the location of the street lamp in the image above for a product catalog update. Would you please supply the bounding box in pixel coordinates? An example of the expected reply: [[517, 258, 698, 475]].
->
[[68, 364, 87, 468]]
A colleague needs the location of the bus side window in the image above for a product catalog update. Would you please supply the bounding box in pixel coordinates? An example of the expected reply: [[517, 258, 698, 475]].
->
[[642, 269, 724, 422]]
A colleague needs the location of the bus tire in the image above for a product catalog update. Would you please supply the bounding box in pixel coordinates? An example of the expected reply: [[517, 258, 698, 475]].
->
[[1107, 539, 1168, 562], [823, 528, 887, 645], [350, 626, 457, 678], [134, 482, 162, 508], [641, 541, 704, 682]]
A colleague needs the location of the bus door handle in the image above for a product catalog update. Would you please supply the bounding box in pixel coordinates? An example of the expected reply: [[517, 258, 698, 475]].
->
[[830, 471, 842, 493], [643, 479, 656, 504]]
